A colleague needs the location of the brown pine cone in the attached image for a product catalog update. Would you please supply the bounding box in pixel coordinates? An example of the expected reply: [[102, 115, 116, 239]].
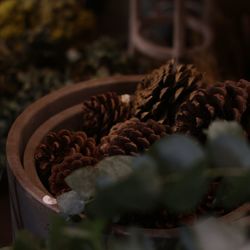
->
[[49, 153, 97, 196], [98, 118, 168, 158], [34, 129, 96, 185], [134, 60, 204, 126], [236, 79, 250, 138], [174, 81, 248, 141], [82, 92, 131, 139]]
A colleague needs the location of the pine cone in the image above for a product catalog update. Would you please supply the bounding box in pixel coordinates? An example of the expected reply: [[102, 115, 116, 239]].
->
[[134, 60, 204, 126], [49, 153, 97, 196], [98, 118, 168, 158], [82, 92, 131, 139], [174, 81, 248, 141], [236, 79, 250, 138], [34, 129, 96, 185]]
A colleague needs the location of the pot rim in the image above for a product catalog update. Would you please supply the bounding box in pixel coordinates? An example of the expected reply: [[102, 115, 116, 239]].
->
[[23, 104, 83, 208]]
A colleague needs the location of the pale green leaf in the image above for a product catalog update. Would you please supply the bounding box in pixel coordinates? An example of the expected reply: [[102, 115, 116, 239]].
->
[[207, 135, 250, 169], [66, 166, 97, 201], [205, 120, 245, 141], [66, 156, 134, 201], [57, 190, 85, 216], [149, 134, 205, 173]]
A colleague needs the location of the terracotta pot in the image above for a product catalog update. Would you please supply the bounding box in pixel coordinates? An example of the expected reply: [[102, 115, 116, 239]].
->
[[6, 75, 141, 238], [6, 75, 250, 239]]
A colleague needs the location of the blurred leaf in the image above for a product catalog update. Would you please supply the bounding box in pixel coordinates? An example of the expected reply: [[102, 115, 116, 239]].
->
[[206, 120, 245, 141], [180, 227, 199, 250], [88, 164, 161, 218], [207, 135, 250, 169], [57, 190, 85, 216], [149, 134, 206, 173], [66, 166, 97, 201], [48, 217, 99, 250], [96, 156, 134, 187], [162, 166, 208, 213], [66, 156, 134, 201], [63, 219, 106, 250], [215, 172, 250, 208], [48, 216, 68, 250], [132, 155, 158, 170], [13, 231, 43, 250], [193, 218, 247, 250]]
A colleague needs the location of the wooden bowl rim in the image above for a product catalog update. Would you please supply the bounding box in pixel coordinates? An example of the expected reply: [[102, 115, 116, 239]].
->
[[23, 104, 83, 203]]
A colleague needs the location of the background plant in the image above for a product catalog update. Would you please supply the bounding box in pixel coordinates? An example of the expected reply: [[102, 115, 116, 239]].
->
[[0, 36, 147, 181]]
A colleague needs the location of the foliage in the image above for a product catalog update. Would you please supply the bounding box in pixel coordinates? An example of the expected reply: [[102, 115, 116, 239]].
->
[[62, 121, 250, 221], [0, 0, 95, 42], [3, 208, 250, 250], [0, 0, 96, 69], [0, 68, 68, 180], [0, 37, 146, 181], [3, 120, 250, 249], [65, 156, 134, 203]]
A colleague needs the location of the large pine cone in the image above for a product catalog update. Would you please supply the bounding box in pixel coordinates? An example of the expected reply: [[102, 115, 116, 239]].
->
[[134, 60, 204, 126], [98, 118, 167, 158], [174, 81, 248, 141], [82, 92, 131, 139], [49, 153, 97, 196], [34, 129, 96, 184]]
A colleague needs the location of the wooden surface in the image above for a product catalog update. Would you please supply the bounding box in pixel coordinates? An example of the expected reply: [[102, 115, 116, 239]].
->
[[0, 171, 12, 247]]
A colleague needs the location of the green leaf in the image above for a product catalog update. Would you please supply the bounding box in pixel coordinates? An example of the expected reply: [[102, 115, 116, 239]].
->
[[48, 217, 100, 250], [88, 164, 161, 218], [63, 219, 106, 250], [149, 134, 205, 173], [215, 172, 250, 209], [162, 166, 208, 213], [66, 156, 134, 201], [57, 191, 85, 216], [193, 218, 247, 250], [205, 120, 245, 141], [132, 155, 158, 171], [207, 135, 250, 169], [66, 166, 97, 201], [48, 216, 68, 250], [13, 231, 43, 250], [96, 156, 134, 188]]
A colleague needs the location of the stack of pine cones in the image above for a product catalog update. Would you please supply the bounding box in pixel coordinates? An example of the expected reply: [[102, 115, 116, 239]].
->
[[34, 59, 250, 196]]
